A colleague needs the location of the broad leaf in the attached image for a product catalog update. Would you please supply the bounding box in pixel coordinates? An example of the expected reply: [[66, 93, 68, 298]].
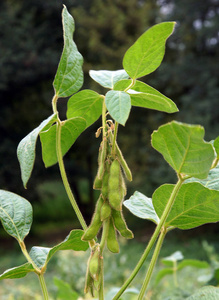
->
[[153, 182, 219, 230], [123, 22, 175, 79], [151, 121, 214, 179], [186, 286, 219, 300], [89, 69, 129, 89], [67, 90, 103, 128], [53, 6, 83, 97], [0, 263, 34, 280], [155, 268, 173, 285], [54, 277, 79, 300], [29, 230, 88, 269], [0, 190, 32, 242], [105, 90, 131, 126], [114, 79, 178, 113], [40, 117, 86, 167], [185, 165, 219, 191], [123, 191, 159, 224], [17, 114, 57, 188], [177, 259, 209, 271], [214, 136, 219, 157]]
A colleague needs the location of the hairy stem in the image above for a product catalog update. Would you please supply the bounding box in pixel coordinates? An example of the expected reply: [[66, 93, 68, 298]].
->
[[19, 241, 41, 274], [102, 98, 107, 139], [138, 228, 167, 299], [98, 256, 105, 300], [112, 122, 119, 156], [113, 177, 184, 300], [38, 274, 49, 300], [56, 121, 88, 231]]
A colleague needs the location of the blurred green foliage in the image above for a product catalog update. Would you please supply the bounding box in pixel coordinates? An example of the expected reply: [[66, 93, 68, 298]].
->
[[0, 0, 218, 235]]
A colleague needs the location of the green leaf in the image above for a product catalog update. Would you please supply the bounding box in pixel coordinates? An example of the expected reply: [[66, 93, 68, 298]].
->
[[114, 79, 178, 113], [177, 259, 209, 271], [185, 165, 219, 191], [151, 121, 214, 179], [214, 137, 219, 157], [54, 277, 79, 300], [155, 268, 174, 285], [67, 90, 103, 128], [89, 69, 129, 89], [40, 117, 86, 167], [105, 90, 131, 126], [17, 114, 57, 188], [123, 22, 175, 79], [0, 190, 32, 242], [186, 286, 219, 300], [29, 230, 88, 269], [123, 191, 159, 224], [0, 263, 34, 280], [53, 6, 83, 97], [153, 182, 219, 230]]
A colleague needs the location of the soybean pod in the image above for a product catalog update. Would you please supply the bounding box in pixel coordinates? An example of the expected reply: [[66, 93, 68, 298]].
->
[[108, 159, 122, 211], [100, 201, 112, 221], [107, 218, 120, 253], [82, 195, 104, 241], [89, 246, 101, 281], [112, 209, 134, 239], [115, 141, 132, 182], [97, 138, 107, 179]]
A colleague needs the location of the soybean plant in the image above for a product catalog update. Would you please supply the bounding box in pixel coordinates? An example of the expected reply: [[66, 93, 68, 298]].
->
[[0, 5, 219, 300]]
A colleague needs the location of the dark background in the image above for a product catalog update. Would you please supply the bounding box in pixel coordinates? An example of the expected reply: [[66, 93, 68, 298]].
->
[[0, 0, 218, 244]]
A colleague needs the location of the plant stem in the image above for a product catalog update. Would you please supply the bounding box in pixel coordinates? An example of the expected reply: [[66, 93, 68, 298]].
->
[[52, 94, 58, 114], [112, 121, 119, 156], [138, 228, 167, 299], [38, 273, 49, 300], [113, 177, 183, 300], [56, 121, 88, 231], [102, 98, 107, 139], [19, 241, 41, 274], [124, 78, 136, 92], [98, 255, 105, 300]]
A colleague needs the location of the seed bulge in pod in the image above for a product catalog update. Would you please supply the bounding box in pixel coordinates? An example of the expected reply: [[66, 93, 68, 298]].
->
[[82, 195, 104, 241], [107, 218, 120, 253], [108, 159, 122, 211], [100, 201, 112, 221]]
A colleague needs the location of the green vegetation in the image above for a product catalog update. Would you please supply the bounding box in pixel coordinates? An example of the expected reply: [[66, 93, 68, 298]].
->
[[0, 3, 219, 300]]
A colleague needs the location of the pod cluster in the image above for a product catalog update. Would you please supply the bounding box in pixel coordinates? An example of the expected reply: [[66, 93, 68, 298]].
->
[[82, 136, 134, 253]]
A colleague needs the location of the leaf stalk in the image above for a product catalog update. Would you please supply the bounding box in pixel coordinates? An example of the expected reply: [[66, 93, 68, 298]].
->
[[113, 177, 184, 300]]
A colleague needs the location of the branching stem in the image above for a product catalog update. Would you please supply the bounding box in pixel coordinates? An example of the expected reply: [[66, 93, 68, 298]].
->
[[56, 120, 88, 231], [113, 177, 184, 300], [38, 274, 49, 300], [138, 228, 167, 299]]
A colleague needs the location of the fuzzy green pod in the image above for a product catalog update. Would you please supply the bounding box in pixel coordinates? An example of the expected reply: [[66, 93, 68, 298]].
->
[[115, 142, 132, 181], [120, 170, 127, 198], [89, 247, 101, 281], [107, 218, 120, 253], [84, 264, 95, 296], [108, 159, 122, 211], [100, 201, 112, 221], [101, 164, 110, 200], [112, 209, 134, 239], [97, 139, 107, 179], [93, 175, 102, 190], [82, 195, 104, 241]]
